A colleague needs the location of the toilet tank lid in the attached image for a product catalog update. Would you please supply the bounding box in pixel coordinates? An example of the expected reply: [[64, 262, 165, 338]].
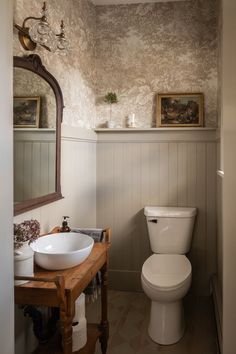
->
[[144, 206, 197, 218]]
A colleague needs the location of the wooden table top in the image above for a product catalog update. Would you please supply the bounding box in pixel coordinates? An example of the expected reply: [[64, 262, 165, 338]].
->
[[15, 243, 109, 306]]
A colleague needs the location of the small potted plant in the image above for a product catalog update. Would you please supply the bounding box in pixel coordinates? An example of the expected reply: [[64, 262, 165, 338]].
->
[[104, 92, 118, 128], [14, 219, 40, 285]]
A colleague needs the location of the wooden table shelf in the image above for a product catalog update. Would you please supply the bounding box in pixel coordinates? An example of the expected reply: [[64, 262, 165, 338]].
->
[[15, 229, 111, 354], [31, 324, 102, 354]]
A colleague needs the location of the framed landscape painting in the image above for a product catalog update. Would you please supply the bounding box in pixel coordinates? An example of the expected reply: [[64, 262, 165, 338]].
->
[[14, 96, 40, 128], [157, 93, 204, 127]]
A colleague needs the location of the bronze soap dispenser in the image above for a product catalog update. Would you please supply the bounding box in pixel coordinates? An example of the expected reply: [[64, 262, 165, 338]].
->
[[60, 216, 71, 232]]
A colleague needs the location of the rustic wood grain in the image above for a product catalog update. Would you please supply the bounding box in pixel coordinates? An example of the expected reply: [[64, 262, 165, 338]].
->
[[15, 229, 111, 354]]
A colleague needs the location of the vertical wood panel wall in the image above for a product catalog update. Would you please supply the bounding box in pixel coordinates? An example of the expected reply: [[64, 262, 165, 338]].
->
[[60, 130, 97, 227], [96, 130, 217, 295], [14, 130, 56, 202], [14, 127, 97, 231]]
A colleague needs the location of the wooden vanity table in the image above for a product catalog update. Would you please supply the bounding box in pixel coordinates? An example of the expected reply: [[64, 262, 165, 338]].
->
[[14, 229, 111, 354]]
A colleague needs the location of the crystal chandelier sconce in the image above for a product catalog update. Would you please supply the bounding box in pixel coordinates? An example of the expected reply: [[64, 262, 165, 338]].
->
[[14, 2, 69, 52]]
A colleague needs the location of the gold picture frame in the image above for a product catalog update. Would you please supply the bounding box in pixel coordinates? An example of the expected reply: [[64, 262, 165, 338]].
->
[[157, 93, 204, 127], [14, 96, 40, 128]]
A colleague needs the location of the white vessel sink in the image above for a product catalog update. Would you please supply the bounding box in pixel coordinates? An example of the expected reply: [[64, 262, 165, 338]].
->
[[30, 232, 94, 270]]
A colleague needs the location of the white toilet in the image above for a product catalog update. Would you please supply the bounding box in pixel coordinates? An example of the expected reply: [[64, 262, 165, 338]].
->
[[141, 206, 197, 345]]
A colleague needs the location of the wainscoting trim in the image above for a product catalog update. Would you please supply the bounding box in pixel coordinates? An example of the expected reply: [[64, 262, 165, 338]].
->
[[96, 129, 216, 143], [14, 130, 55, 142], [62, 125, 97, 142]]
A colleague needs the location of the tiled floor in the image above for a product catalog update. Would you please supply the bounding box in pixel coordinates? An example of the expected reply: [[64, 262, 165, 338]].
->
[[86, 290, 219, 354]]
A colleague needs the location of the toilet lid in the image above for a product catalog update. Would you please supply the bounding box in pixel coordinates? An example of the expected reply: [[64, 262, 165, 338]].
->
[[142, 254, 191, 289]]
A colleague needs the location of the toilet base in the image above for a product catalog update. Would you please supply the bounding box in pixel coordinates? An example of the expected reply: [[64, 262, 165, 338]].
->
[[148, 300, 185, 345]]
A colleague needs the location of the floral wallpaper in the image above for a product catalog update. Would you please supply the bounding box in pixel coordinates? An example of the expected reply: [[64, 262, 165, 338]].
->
[[14, 0, 219, 129], [95, 0, 219, 128], [14, 0, 97, 129]]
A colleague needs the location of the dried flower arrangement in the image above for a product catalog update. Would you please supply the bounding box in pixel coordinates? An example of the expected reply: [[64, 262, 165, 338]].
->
[[14, 219, 40, 249]]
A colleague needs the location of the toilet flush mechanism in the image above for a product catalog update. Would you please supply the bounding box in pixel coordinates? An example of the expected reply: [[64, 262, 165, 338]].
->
[[148, 219, 158, 223]]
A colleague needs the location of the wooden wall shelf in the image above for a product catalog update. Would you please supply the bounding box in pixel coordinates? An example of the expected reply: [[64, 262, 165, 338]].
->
[[14, 229, 111, 354]]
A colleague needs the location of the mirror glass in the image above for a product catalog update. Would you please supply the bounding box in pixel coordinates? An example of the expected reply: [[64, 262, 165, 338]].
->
[[13, 55, 63, 215], [14, 68, 57, 203]]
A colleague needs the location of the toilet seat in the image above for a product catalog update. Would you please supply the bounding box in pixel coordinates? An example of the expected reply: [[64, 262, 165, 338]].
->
[[142, 254, 191, 291]]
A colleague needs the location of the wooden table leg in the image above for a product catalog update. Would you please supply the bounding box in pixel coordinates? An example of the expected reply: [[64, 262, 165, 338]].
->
[[99, 261, 109, 354], [55, 276, 74, 354], [60, 296, 75, 354], [60, 312, 73, 354]]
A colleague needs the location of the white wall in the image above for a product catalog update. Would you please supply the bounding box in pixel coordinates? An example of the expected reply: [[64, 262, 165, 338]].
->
[[96, 129, 217, 295], [14, 127, 97, 354], [0, 0, 14, 353], [221, 0, 236, 353], [14, 127, 97, 230]]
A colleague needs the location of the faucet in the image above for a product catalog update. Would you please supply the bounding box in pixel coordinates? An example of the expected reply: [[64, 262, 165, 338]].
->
[[60, 216, 71, 232]]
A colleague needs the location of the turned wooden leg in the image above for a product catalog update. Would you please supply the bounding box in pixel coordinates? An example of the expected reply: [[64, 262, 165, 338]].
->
[[99, 261, 109, 354], [60, 298, 75, 354], [55, 276, 74, 354], [60, 314, 73, 354]]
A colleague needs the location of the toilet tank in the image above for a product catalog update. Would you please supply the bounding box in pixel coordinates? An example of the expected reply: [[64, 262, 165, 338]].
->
[[144, 207, 197, 254]]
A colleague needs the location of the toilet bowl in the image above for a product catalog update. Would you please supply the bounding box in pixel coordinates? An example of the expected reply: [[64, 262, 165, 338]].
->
[[142, 206, 196, 345], [141, 254, 191, 345]]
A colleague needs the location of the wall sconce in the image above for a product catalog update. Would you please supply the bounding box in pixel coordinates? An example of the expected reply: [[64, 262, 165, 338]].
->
[[14, 2, 69, 52]]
